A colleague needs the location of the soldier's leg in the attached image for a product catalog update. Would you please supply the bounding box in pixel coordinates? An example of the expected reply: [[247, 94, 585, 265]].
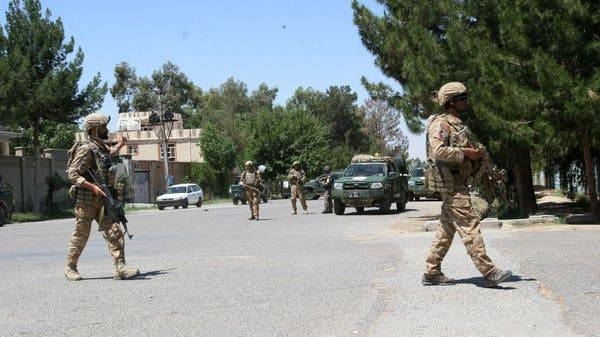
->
[[64, 203, 96, 280], [246, 190, 255, 219], [298, 188, 308, 212], [290, 185, 298, 214], [251, 190, 260, 220], [99, 213, 139, 280], [424, 194, 456, 275], [448, 190, 496, 277], [322, 190, 331, 213]]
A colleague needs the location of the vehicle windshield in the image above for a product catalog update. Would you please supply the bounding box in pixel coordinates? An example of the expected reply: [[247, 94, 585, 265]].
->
[[343, 163, 386, 177], [165, 186, 187, 194], [412, 167, 424, 177]]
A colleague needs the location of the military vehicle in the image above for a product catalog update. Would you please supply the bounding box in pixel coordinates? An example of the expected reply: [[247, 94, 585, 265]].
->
[[0, 187, 15, 226], [229, 176, 269, 205], [407, 166, 441, 201], [331, 154, 408, 215]]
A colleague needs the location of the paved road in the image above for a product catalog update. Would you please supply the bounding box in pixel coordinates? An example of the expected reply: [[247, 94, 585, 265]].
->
[[0, 199, 598, 337]]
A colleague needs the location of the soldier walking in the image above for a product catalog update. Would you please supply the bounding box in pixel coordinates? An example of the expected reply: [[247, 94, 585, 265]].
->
[[321, 165, 333, 214], [288, 160, 308, 214], [240, 160, 262, 221], [422, 82, 512, 288], [64, 112, 140, 281]]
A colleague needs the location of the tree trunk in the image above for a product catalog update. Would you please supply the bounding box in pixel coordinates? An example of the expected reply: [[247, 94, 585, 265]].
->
[[581, 130, 600, 223], [32, 120, 41, 213], [512, 146, 537, 218]]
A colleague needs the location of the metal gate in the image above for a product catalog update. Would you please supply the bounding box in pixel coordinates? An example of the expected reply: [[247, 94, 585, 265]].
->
[[133, 171, 150, 203]]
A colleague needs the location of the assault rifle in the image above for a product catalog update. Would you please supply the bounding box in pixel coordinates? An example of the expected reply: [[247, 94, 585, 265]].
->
[[88, 169, 133, 239]]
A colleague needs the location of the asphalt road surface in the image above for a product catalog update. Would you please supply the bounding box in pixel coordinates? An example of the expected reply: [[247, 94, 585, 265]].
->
[[1, 198, 598, 337]]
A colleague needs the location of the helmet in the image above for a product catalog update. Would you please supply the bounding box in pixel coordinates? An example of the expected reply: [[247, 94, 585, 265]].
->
[[245, 160, 253, 167], [323, 165, 331, 172], [437, 82, 467, 107], [292, 160, 300, 167], [84, 113, 110, 131]]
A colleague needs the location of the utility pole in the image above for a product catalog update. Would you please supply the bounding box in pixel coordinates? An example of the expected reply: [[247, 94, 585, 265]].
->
[[150, 88, 176, 191]]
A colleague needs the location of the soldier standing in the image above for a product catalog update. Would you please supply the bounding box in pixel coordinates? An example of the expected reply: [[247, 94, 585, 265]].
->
[[64, 112, 140, 281], [288, 160, 308, 214], [240, 160, 262, 221], [321, 165, 333, 214], [422, 82, 512, 288]]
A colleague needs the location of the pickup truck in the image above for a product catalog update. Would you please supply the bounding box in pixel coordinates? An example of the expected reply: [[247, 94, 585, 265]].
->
[[331, 154, 408, 215]]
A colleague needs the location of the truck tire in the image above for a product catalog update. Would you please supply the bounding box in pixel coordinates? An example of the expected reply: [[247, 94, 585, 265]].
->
[[233, 198, 239, 205], [355, 207, 364, 214], [333, 199, 346, 215], [304, 189, 315, 201]]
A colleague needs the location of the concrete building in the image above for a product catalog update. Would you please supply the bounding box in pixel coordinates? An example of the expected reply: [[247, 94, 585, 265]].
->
[[75, 111, 204, 163], [0, 126, 22, 156]]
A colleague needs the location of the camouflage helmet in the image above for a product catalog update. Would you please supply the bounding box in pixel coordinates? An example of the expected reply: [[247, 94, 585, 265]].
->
[[437, 82, 467, 107], [245, 160, 253, 167], [84, 113, 110, 131], [323, 165, 331, 172], [292, 160, 300, 167]]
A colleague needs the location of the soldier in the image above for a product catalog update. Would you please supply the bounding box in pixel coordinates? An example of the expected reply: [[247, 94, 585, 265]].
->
[[288, 160, 308, 214], [64, 112, 140, 281], [422, 82, 512, 288], [320, 165, 333, 214], [240, 160, 262, 221]]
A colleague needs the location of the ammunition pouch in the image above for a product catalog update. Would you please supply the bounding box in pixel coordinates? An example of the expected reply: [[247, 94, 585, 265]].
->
[[425, 160, 455, 193]]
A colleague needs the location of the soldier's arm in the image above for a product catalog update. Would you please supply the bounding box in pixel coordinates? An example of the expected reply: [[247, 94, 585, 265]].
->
[[428, 119, 465, 164], [67, 145, 105, 197]]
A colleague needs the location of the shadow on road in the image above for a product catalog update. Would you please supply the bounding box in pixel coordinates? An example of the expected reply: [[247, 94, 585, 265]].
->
[[454, 274, 537, 289]]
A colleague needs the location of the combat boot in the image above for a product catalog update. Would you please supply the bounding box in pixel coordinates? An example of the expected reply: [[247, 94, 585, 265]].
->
[[113, 261, 140, 280], [421, 272, 455, 286], [64, 264, 82, 281], [248, 216, 255, 220], [484, 269, 512, 287]]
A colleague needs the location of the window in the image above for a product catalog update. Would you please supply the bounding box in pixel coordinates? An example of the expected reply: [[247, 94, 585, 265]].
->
[[127, 145, 139, 156], [160, 143, 176, 162]]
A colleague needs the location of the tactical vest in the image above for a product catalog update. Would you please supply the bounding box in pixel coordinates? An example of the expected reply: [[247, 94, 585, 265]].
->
[[243, 170, 258, 187]]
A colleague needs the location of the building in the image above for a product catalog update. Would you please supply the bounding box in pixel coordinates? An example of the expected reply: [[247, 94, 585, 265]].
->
[[0, 125, 22, 156], [76, 111, 204, 163]]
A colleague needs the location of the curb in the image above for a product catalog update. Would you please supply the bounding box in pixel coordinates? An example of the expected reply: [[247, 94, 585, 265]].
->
[[423, 214, 562, 232]]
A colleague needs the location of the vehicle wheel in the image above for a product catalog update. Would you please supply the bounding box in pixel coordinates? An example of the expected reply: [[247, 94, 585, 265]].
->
[[396, 201, 406, 212], [262, 196, 268, 203], [355, 207, 364, 214], [414, 196, 421, 201], [313, 194, 320, 200], [174, 205, 179, 209], [182, 200, 189, 209], [157, 205, 165, 211], [196, 198, 203, 208], [241, 199, 247, 205], [379, 194, 391, 214], [304, 189, 315, 201], [333, 199, 345, 215], [0, 207, 6, 226], [407, 192, 414, 201], [233, 198, 239, 205], [434, 193, 442, 201]]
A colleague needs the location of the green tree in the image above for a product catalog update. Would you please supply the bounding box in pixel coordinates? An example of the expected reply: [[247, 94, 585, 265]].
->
[[243, 107, 329, 181], [0, 0, 107, 212], [198, 122, 237, 196], [362, 98, 409, 156]]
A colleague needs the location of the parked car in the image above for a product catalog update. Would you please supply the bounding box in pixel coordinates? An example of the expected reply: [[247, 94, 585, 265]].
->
[[155, 183, 203, 210], [229, 176, 269, 205], [0, 187, 15, 226], [407, 166, 441, 201], [331, 154, 408, 215], [302, 170, 343, 200]]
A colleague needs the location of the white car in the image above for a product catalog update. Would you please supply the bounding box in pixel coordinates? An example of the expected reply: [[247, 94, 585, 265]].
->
[[155, 183, 203, 210]]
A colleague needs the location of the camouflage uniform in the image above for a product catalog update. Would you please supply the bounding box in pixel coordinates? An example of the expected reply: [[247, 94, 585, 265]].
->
[[423, 82, 511, 287], [241, 161, 262, 221], [288, 161, 307, 214], [64, 113, 139, 281], [321, 166, 333, 214]]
